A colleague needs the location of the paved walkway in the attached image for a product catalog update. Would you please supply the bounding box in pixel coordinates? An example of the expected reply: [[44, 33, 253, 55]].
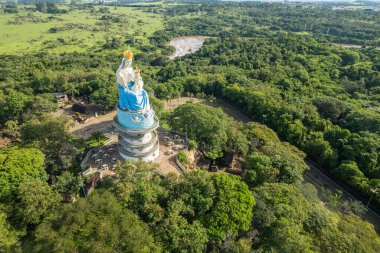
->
[[155, 128, 183, 175], [71, 111, 116, 139]]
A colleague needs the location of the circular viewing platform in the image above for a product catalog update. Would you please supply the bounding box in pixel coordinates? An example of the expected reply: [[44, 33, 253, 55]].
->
[[113, 115, 159, 134], [115, 107, 157, 130]]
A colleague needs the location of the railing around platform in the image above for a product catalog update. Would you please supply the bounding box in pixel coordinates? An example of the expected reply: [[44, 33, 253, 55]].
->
[[80, 133, 113, 173]]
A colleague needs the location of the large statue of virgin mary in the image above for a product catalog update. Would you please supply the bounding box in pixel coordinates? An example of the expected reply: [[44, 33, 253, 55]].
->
[[115, 49, 154, 130], [116, 49, 150, 112]]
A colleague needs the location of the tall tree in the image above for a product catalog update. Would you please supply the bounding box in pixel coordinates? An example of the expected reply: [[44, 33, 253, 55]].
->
[[204, 173, 256, 244], [0, 211, 21, 252], [28, 191, 161, 252], [0, 89, 29, 123], [63, 82, 80, 100], [13, 179, 62, 226], [0, 146, 47, 201]]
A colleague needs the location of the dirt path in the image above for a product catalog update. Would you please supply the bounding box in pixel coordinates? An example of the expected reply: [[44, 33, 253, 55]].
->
[[52, 104, 116, 139], [333, 43, 380, 50], [164, 97, 204, 110], [70, 111, 116, 139]]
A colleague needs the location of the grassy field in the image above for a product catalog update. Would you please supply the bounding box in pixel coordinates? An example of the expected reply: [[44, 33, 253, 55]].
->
[[0, 5, 163, 54]]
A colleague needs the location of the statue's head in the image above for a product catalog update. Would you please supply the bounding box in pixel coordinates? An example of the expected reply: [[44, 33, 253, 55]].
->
[[122, 59, 132, 69], [120, 49, 133, 69]]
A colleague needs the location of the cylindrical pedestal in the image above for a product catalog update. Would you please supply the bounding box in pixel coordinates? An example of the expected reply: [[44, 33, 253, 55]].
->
[[113, 114, 160, 162]]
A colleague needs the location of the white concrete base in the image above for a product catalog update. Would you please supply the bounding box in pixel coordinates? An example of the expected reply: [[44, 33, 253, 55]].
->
[[124, 141, 157, 154], [121, 132, 154, 145], [119, 146, 160, 162]]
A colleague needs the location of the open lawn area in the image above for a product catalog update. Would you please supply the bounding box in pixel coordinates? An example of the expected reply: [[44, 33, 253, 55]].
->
[[0, 5, 163, 54]]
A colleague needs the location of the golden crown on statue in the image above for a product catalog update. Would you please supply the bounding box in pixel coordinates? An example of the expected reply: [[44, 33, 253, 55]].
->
[[123, 49, 133, 60]]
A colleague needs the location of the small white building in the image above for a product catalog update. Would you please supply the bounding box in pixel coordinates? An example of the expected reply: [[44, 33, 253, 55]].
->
[[53, 92, 68, 103]]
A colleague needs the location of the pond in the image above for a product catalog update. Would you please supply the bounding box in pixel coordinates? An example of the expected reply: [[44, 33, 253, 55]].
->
[[169, 36, 210, 59]]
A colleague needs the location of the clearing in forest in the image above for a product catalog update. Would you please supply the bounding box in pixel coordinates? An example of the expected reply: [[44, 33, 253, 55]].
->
[[0, 5, 163, 54]]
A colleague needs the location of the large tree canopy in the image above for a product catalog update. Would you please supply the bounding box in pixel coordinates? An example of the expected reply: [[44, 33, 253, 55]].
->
[[204, 173, 256, 243], [0, 211, 20, 252], [0, 146, 47, 201], [113, 162, 256, 248], [29, 191, 161, 253], [169, 103, 248, 159], [253, 183, 313, 252], [13, 179, 62, 226]]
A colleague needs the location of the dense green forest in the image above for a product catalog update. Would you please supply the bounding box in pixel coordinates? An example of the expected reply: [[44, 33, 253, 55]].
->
[[1, 1, 380, 252], [152, 2, 380, 210], [152, 34, 380, 207], [166, 1, 380, 46]]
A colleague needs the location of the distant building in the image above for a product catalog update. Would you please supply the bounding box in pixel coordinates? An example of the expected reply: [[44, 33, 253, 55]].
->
[[53, 92, 68, 103]]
